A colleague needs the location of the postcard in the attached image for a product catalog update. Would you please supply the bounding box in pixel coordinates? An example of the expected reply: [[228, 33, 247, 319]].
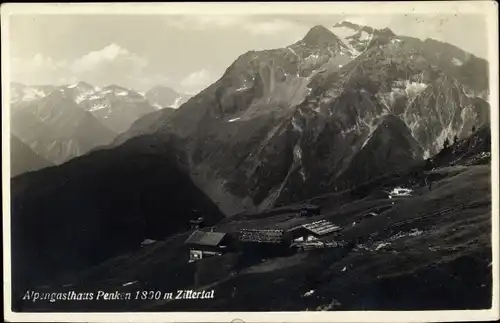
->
[[2, 1, 499, 322]]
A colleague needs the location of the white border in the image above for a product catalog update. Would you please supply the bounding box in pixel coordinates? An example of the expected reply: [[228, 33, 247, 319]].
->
[[2, 2, 499, 322]]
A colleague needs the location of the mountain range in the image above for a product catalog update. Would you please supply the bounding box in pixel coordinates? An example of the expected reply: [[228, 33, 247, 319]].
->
[[10, 21, 491, 293], [145, 23, 489, 214], [10, 82, 189, 173]]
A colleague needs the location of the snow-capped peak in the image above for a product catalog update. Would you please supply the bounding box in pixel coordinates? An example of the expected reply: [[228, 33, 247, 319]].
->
[[10, 83, 55, 103]]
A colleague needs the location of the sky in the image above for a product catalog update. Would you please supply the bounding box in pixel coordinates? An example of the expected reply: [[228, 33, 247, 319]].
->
[[8, 13, 489, 95]]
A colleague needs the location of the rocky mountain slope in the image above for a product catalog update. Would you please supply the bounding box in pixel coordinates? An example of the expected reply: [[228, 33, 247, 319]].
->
[[10, 82, 57, 103], [11, 89, 117, 165], [10, 135, 52, 177], [9, 82, 162, 168], [112, 107, 177, 146], [62, 82, 158, 133], [147, 23, 490, 215]]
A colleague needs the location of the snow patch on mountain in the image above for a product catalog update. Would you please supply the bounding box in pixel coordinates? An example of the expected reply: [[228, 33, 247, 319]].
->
[[305, 53, 320, 61], [171, 97, 184, 109], [405, 82, 428, 97], [23, 88, 47, 101], [293, 144, 303, 162], [75, 90, 97, 104], [330, 26, 358, 40], [329, 26, 361, 57], [291, 116, 303, 132], [236, 85, 251, 92], [11, 86, 51, 103], [359, 31, 370, 41], [87, 94, 103, 101], [451, 57, 463, 66], [89, 104, 109, 112], [287, 47, 298, 56]]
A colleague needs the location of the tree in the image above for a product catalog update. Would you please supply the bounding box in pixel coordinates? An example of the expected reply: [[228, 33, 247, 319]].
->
[[443, 138, 450, 149]]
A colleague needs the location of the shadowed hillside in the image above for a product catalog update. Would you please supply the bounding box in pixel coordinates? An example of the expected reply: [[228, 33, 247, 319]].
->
[[11, 134, 224, 292]]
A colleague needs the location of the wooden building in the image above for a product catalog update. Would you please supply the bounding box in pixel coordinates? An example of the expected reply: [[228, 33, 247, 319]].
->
[[189, 217, 205, 230], [238, 229, 291, 256], [288, 219, 341, 243], [299, 204, 321, 217], [185, 230, 228, 263]]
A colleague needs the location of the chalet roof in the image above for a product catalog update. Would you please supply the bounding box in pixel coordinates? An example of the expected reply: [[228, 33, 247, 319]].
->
[[301, 204, 321, 210], [290, 219, 341, 236], [303, 220, 341, 235], [239, 229, 285, 244], [189, 217, 204, 224], [185, 230, 226, 247]]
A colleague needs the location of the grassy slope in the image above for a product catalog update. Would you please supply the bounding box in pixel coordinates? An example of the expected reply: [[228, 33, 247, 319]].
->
[[14, 160, 492, 311]]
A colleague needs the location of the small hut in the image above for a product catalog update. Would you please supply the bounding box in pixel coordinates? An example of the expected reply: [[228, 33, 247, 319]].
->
[[288, 219, 341, 243], [189, 217, 205, 230], [299, 204, 321, 217], [185, 230, 228, 263]]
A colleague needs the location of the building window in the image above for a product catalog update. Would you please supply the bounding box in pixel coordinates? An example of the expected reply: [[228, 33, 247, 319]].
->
[[189, 250, 203, 263]]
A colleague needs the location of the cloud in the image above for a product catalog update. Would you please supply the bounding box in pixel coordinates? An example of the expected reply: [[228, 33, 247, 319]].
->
[[11, 54, 70, 85], [71, 43, 146, 74], [11, 44, 150, 90], [166, 15, 307, 37], [180, 69, 219, 94], [133, 74, 173, 92], [246, 18, 307, 36], [170, 15, 242, 29]]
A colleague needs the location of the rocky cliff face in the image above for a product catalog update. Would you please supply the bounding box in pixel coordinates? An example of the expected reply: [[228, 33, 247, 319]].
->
[[144, 23, 489, 215], [10, 82, 159, 168], [69, 83, 157, 134], [11, 90, 117, 165]]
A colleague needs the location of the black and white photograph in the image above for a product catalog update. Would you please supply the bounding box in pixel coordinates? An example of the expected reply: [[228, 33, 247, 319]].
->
[[2, 2, 499, 322]]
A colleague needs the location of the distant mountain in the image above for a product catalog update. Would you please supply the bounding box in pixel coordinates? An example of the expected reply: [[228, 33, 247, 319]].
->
[[72, 83, 157, 133], [10, 135, 52, 177], [9, 82, 164, 167], [11, 134, 224, 287], [11, 81, 161, 134], [145, 85, 192, 110], [10, 82, 57, 103], [11, 89, 117, 165]]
